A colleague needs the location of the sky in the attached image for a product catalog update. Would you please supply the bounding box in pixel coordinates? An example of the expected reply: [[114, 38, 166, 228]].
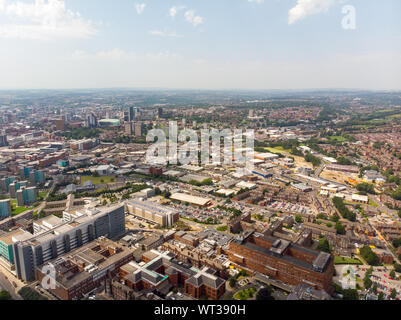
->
[[0, 0, 400, 90]]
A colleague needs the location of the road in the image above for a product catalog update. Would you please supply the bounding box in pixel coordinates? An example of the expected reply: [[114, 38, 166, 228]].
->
[[314, 163, 325, 178], [369, 222, 400, 265], [369, 194, 398, 217], [34, 179, 57, 215], [0, 272, 21, 300], [365, 195, 400, 264]]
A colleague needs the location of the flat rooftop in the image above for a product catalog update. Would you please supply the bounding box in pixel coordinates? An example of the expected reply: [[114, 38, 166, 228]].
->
[[170, 193, 211, 206]]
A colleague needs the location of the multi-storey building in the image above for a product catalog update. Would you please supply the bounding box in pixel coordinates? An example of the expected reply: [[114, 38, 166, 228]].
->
[[12, 204, 126, 281], [120, 249, 226, 300], [29, 170, 45, 185], [0, 199, 12, 220], [0, 229, 32, 268], [86, 112, 98, 128], [16, 186, 38, 206], [35, 237, 134, 300], [126, 199, 179, 227], [70, 138, 99, 151], [0, 176, 17, 192], [20, 166, 33, 180], [9, 181, 27, 198], [227, 231, 334, 293]]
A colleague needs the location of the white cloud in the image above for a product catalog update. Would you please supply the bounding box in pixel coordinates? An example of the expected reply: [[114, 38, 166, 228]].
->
[[72, 48, 136, 61], [184, 10, 203, 27], [288, 0, 346, 25], [149, 30, 182, 38], [248, 0, 264, 3], [135, 3, 146, 15], [0, 0, 96, 40], [145, 51, 181, 61], [169, 5, 185, 18], [149, 30, 165, 36], [71, 49, 181, 62]]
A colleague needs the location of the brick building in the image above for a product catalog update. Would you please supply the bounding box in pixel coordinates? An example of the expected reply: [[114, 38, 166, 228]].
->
[[227, 231, 334, 293], [120, 249, 226, 300], [35, 237, 135, 300]]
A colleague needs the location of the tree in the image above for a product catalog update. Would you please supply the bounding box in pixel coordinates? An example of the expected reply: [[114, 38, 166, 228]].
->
[[333, 197, 356, 221], [373, 282, 378, 294], [0, 290, 12, 300], [229, 277, 236, 288], [317, 238, 331, 253], [256, 286, 274, 301], [337, 157, 353, 165], [342, 289, 359, 300], [18, 287, 47, 300], [394, 264, 401, 273], [390, 289, 397, 299], [357, 183, 376, 195], [304, 153, 321, 167], [392, 238, 401, 248], [295, 215, 303, 223], [335, 221, 346, 235], [330, 215, 339, 222], [390, 270, 396, 279], [364, 277, 372, 289], [378, 292, 384, 300], [360, 246, 379, 266]]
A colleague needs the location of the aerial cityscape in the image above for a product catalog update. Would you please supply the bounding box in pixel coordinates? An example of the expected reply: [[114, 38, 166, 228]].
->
[[0, 89, 400, 302], [0, 0, 400, 309]]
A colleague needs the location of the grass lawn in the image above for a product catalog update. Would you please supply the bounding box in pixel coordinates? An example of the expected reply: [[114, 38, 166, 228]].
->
[[38, 189, 49, 200], [260, 147, 288, 154], [334, 256, 362, 265], [368, 199, 379, 208], [216, 225, 228, 232], [233, 287, 256, 300], [81, 176, 116, 185], [10, 200, 33, 216], [329, 136, 347, 142]]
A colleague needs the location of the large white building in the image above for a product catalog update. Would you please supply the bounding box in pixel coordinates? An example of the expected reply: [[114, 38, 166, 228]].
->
[[170, 193, 211, 207], [126, 199, 179, 227], [12, 204, 126, 281]]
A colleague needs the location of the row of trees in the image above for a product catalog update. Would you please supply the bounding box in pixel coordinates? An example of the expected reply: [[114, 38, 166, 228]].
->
[[356, 183, 376, 195], [359, 246, 379, 266], [304, 153, 322, 167], [75, 183, 148, 199], [57, 127, 100, 140], [332, 197, 356, 222]]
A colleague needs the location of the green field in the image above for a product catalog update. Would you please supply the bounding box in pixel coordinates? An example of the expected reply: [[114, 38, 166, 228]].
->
[[11, 200, 33, 216], [329, 136, 347, 142], [38, 190, 49, 200], [334, 256, 362, 265], [260, 147, 288, 154], [387, 113, 401, 120], [81, 176, 116, 185]]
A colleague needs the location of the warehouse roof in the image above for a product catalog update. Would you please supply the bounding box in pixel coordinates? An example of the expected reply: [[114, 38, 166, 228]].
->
[[170, 193, 211, 206]]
